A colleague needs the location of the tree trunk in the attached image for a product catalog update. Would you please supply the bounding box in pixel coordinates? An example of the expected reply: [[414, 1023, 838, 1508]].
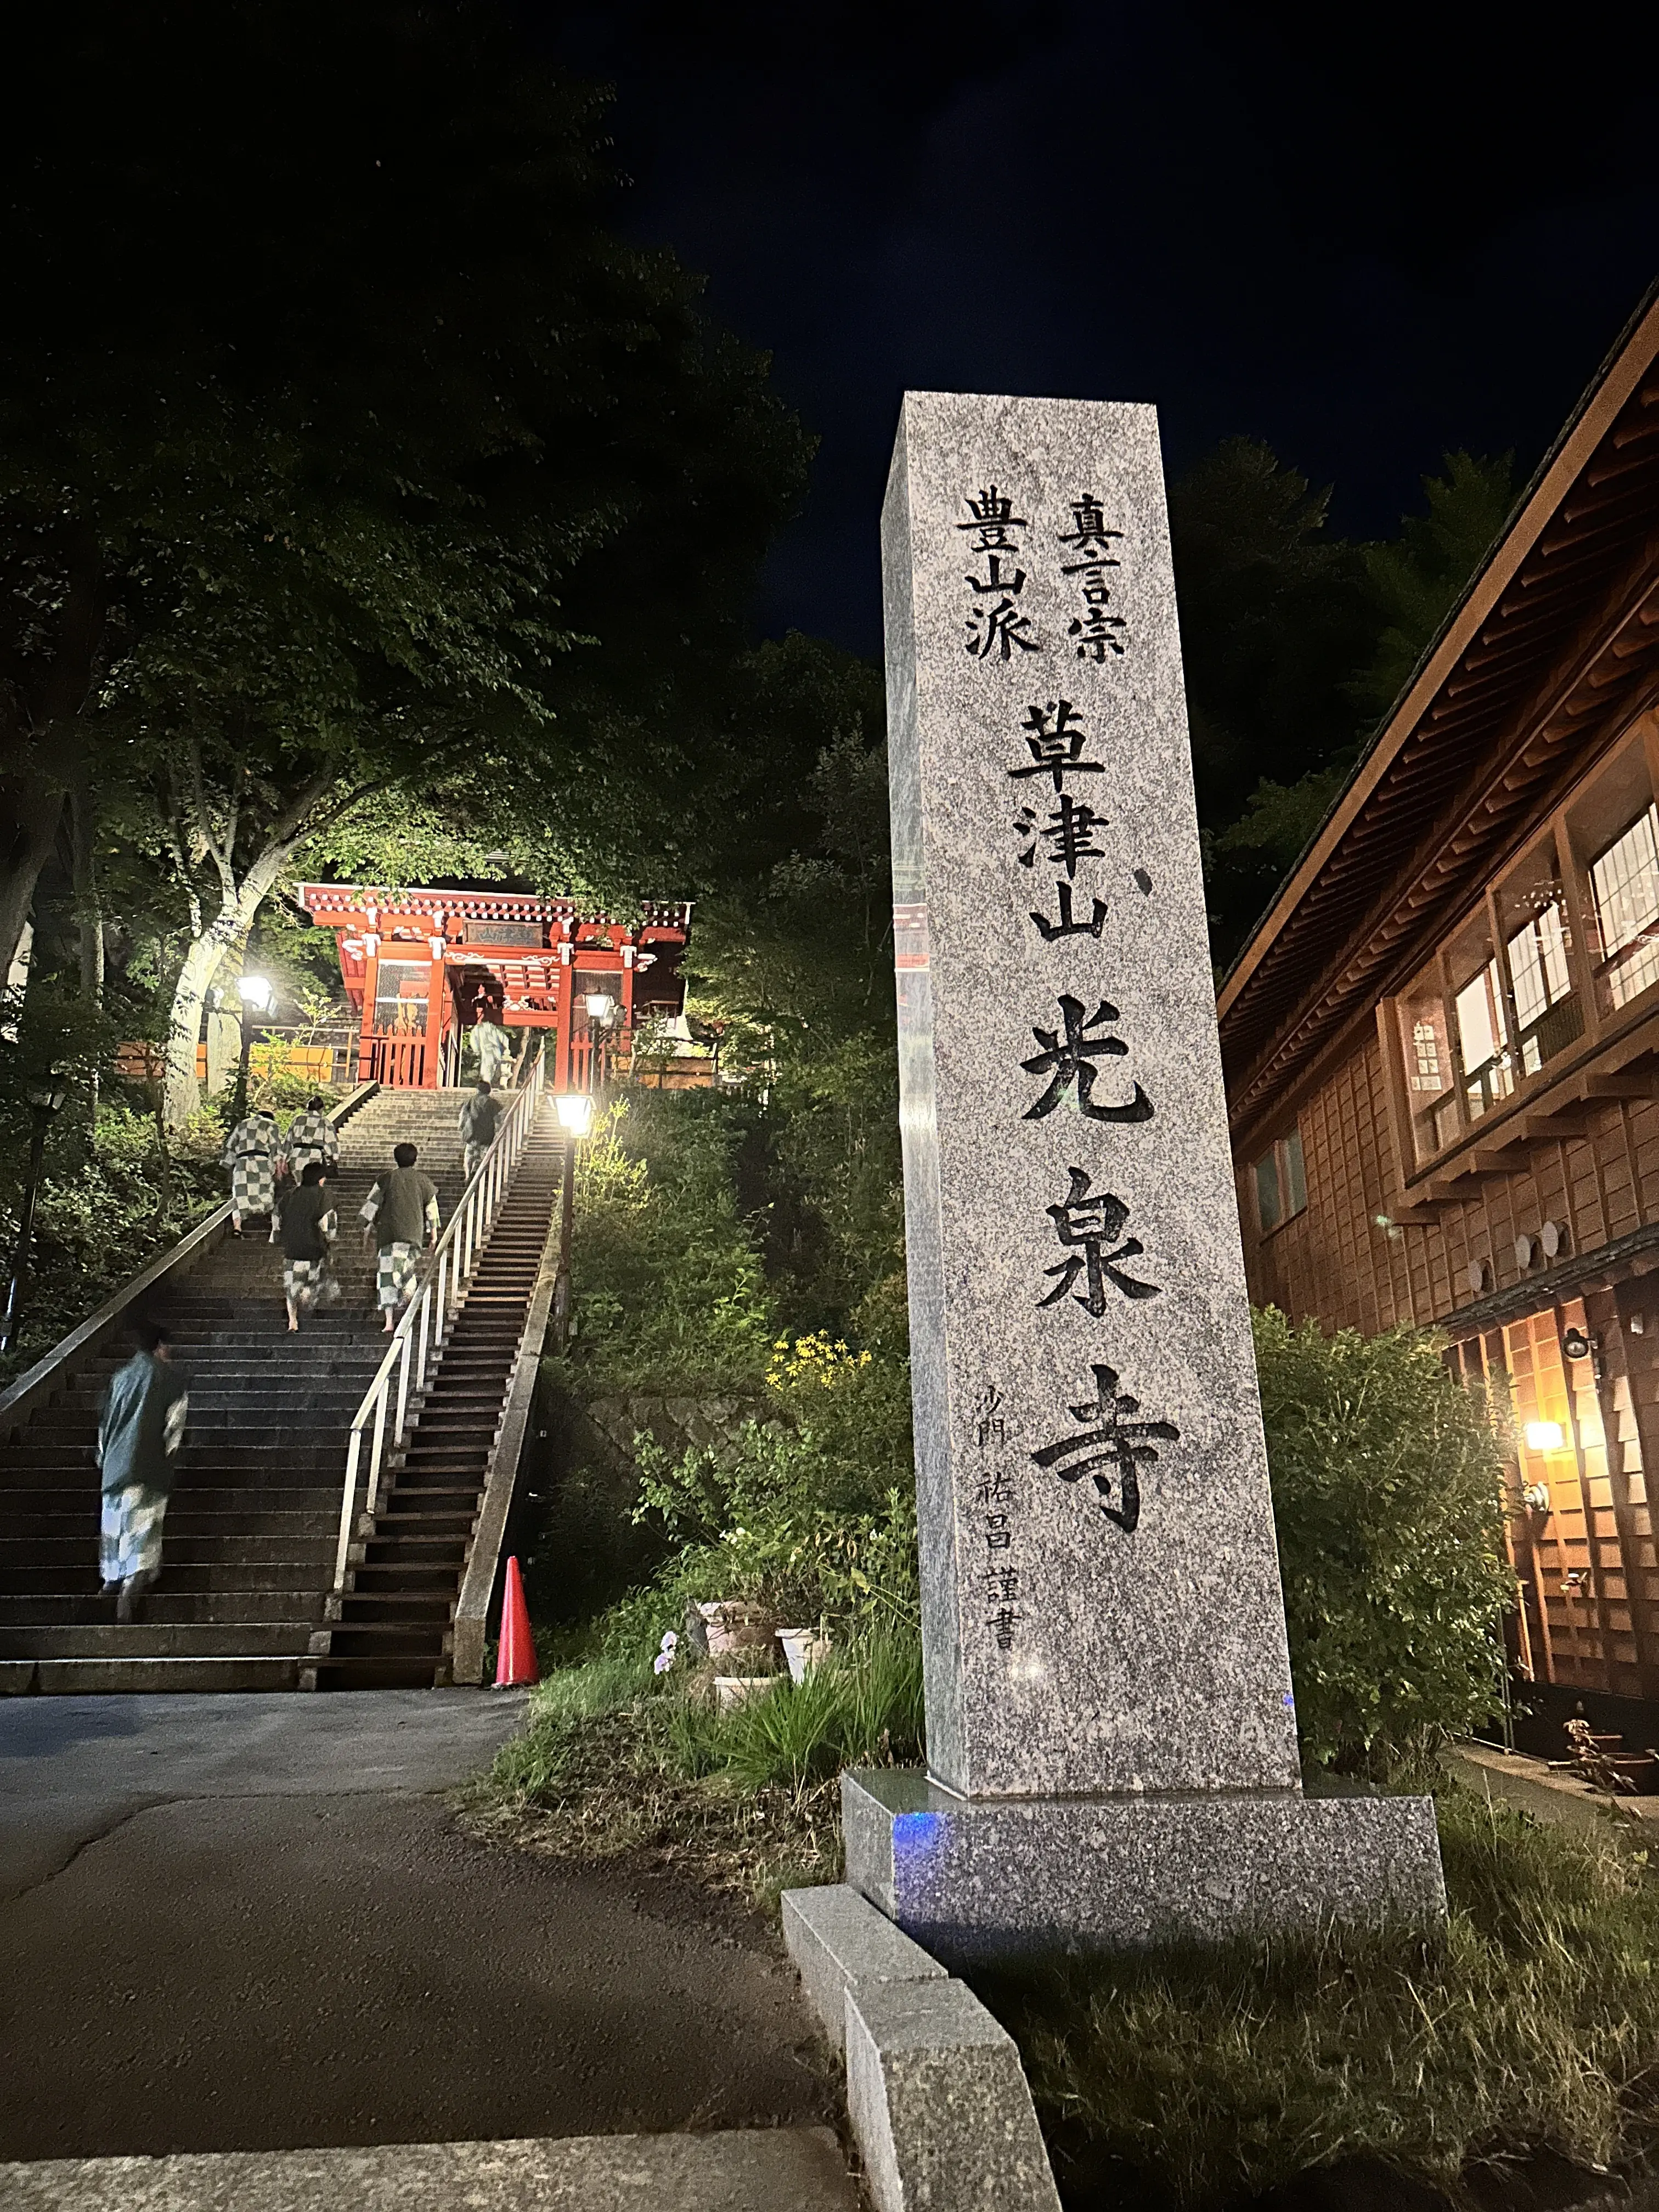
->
[[0, 774, 65, 994], [69, 782, 104, 1126], [69, 783, 104, 1006], [161, 845, 295, 1130]]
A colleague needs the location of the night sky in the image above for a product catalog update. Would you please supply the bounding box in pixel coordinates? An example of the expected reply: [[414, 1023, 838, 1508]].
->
[[526, 1, 1658, 659]]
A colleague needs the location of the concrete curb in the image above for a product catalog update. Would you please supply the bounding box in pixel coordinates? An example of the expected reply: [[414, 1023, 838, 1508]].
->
[[783, 1883, 1061, 2212]]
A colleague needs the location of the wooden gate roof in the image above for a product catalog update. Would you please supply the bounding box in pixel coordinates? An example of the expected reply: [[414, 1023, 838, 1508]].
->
[[1217, 283, 1659, 1144]]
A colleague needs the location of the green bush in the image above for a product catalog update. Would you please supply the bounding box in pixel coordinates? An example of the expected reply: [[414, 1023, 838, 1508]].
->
[[556, 1094, 775, 1393], [1255, 1307, 1513, 1777], [633, 1330, 918, 1629]]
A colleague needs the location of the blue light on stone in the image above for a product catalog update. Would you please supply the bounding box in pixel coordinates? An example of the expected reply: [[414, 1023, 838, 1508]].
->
[[895, 1810, 944, 1860], [1283, 1693, 1295, 1708]]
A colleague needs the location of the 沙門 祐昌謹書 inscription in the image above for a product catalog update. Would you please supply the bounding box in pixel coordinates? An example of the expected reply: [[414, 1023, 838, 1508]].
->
[[883, 391, 1302, 1801]]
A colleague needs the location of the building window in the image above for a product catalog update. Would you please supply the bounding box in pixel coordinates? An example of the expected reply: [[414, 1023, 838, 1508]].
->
[[1590, 803, 1659, 1010], [1254, 1127, 1306, 1233], [1453, 953, 1513, 1121], [1498, 832, 1582, 1077], [1410, 1019, 1442, 1086]]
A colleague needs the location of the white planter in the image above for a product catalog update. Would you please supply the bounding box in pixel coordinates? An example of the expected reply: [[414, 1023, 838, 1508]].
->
[[776, 1628, 832, 1686]]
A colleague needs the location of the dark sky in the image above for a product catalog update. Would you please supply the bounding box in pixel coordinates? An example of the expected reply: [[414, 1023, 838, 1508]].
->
[[526, 1, 1658, 659]]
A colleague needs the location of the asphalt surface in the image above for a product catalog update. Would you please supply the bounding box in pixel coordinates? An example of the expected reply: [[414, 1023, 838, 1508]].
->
[[0, 1691, 840, 2164]]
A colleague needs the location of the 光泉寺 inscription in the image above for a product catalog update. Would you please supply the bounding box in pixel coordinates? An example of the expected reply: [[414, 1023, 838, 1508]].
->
[[883, 390, 1302, 1799]]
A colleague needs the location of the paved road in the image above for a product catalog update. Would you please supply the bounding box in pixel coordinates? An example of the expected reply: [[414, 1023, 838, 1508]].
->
[[0, 1692, 842, 2169]]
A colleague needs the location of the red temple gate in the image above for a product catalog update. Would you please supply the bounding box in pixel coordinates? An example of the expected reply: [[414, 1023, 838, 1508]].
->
[[296, 884, 697, 1089]]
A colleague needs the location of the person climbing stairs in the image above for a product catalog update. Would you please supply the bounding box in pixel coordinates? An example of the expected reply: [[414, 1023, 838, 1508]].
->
[[0, 1084, 557, 1695]]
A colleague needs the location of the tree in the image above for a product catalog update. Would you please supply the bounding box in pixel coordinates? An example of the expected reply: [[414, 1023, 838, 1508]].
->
[[685, 637, 901, 1325], [1351, 450, 1516, 724], [1, 0, 812, 1119], [1180, 444, 1520, 964], [1254, 1307, 1513, 1776]]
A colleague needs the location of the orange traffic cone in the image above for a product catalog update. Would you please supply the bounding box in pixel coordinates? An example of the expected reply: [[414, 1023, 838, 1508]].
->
[[494, 1555, 539, 1688]]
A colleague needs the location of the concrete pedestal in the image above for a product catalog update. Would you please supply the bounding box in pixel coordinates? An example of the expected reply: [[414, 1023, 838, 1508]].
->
[[842, 1769, 1446, 1968]]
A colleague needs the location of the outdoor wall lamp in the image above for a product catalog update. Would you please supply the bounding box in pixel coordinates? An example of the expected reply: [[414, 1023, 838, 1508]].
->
[[1561, 1325, 1602, 1383], [1522, 1481, 1551, 1514], [1523, 1420, 1565, 1452]]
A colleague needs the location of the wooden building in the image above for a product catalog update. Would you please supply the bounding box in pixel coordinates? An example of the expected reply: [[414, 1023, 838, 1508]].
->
[[297, 884, 702, 1091], [1218, 289, 1659, 1721]]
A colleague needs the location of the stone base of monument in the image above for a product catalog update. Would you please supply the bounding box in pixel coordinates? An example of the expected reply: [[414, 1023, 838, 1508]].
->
[[783, 1884, 1063, 2212], [842, 1768, 1447, 1968]]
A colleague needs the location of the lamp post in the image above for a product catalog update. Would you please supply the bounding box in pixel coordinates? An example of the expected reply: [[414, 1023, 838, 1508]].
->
[[1, 1079, 69, 1356], [579, 991, 613, 1091], [230, 974, 276, 1122], [552, 1091, 594, 1350]]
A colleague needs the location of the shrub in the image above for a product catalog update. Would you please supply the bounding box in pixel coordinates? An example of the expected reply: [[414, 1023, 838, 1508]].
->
[[633, 1330, 918, 1629], [1254, 1307, 1513, 1777], [557, 1094, 775, 1393]]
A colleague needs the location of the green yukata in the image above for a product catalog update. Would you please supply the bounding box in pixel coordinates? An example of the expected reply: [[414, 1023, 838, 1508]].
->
[[361, 1168, 439, 1312], [98, 1351, 189, 1588]]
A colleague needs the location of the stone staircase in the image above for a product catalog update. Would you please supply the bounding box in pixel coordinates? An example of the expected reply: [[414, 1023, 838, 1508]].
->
[[312, 1109, 563, 1689], [0, 1086, 550, 1695]]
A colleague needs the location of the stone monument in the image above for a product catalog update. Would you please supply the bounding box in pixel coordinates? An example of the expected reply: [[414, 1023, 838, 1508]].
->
[[843, 391, 1446, 1965]]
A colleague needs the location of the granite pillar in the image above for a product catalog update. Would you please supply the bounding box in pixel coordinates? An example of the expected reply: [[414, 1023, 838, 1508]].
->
[[850, 390, 1444, 1959]]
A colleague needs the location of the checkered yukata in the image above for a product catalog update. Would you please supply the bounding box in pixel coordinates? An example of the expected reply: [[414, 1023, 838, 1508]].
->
[[283, 1108, 338, 1181], [361, 1168, 441, 1312], [223, 1112, 280, 1217]]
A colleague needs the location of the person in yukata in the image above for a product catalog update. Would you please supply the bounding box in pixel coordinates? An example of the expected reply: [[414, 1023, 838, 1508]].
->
[[222, 1106, 281, 1235], [361, 1141, 439, 1333], [283, 1095, 338, 1186], [457, 1080, 499, 1181], [472, 1008, 511, 1088], [98, 1319, 189, 1623], [276, 1161, 339, 1331]]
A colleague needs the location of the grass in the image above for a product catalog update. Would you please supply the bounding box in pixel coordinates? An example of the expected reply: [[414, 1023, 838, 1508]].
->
[[979, 1780, 1659, 2208], [459, 1623, 923, 1912], [465, 1634, 1659, 2207]]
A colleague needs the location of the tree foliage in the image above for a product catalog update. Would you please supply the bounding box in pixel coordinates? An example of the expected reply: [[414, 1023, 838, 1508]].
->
[[1254, 1307, 1513, 1776], [1182, 443, 1521, 962], [1, 0, 812, 1116], [1351, 449, 1517, 723]]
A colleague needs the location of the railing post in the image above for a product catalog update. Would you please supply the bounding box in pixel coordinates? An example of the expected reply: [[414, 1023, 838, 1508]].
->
[[416, 1285, 431, 1392], [335, 1428, 364, 1589], [366, 1390, 388, 1517], [394, 1328, 411, 1443]]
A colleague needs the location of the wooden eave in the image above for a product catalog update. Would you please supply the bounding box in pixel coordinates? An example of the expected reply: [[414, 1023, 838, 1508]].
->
[[1217, 285, 1659, 1140]]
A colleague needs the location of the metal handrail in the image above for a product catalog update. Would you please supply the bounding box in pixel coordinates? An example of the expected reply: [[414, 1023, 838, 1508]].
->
[[0, 1081, 380, 1438], [332, 1053, 546, 1588]]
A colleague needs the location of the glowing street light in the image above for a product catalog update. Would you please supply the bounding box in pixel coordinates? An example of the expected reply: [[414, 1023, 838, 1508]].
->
[[1524, 1420, 1565, 1453], [583, 992, 616, 1025], [231, 973, 276, 1119], [555, 1092, 594, 1137]]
